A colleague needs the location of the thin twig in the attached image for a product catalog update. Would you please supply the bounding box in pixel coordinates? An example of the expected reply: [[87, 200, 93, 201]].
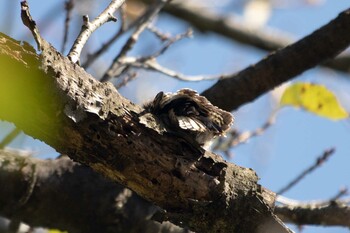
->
[[110, 28, 207, 82], [277, 190, 349, 207], [61, 0, 74, 53], [212, 110, 277, 152], [115, 72, 137, 89], [160, 1, 350, 74], [20, 1, 43, 50], [143, 28, 192, 59], [97, 28, 211, 82], [277, 148, 336, 195], [119, 3, 128, 32], [0, 128, 22, 149], [100, 0, 170, 82], [114, 1, 167, 62], [147, 24, 171, 41], [275, 193, 350, 227], [201, 7, 350, 111], [119, 56, 224, 81], [67, 0, 124, 63], [329, 187, 348, 202], [82, 3, 148, 69], [118, 27, 253, 82]]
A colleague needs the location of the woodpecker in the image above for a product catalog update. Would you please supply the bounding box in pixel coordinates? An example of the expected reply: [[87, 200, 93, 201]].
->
[[142, 89, 233, 148]]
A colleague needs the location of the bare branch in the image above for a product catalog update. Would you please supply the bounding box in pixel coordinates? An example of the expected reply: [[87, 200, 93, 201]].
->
[[119, 2, 128, 32], [20, 1, 43, 50], [323, 55, 350, 73], [118, 56, 225, 81], [67, 0, 123, 63], [100, 0, 170, 82], [61, 0, 74, 53], [147, 24, 172, 41], [276, 192, 350, 207], [213, 110, 277, 152], [163, 1, 292, 51], [115, 71, 137, 89], [277, 148, 336, 195], [157, 1, 350, 74], [0, 149, 186, 233], [275, 196, 350, 227], [110, 28, 226, 82], [146, 28, 192, 58], [329, 187, 348, 202], [82, 3, 149, 69], [0, 128, 21, 149], [201, 8, 350, 111]]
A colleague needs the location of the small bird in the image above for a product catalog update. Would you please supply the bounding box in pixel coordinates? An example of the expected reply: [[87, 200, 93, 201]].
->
[[142, 89, 233, 148]]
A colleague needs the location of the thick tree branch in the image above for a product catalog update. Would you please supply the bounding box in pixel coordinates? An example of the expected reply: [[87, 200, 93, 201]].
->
[[0, 150, 186, 233], [0, 32, 289, 233], [275, 200, 350, 227], [201, 8, 350, 111], [1, 149, 349, 231], [155, 1, 350, 74]]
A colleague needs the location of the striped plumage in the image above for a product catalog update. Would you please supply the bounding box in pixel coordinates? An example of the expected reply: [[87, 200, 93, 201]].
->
[[143, 89, 233, 148]]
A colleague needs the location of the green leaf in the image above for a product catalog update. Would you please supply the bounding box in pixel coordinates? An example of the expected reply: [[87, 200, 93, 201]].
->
[[280, 82, 348, 120]]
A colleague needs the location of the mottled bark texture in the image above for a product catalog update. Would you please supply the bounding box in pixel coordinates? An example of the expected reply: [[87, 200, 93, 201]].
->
[[0, 150, 186, 233], [1, 150, 350, 233], [0, 33, 288, 232]]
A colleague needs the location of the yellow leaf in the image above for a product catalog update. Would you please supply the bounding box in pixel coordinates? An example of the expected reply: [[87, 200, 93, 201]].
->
[[48, 229, 68, 233], [280, 82, 348, 120]]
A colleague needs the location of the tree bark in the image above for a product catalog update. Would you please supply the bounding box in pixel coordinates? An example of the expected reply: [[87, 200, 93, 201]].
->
[[1, 149, 349, 232], [1, 7, 350, 232], [1, 4, 350, 233], [276, 202, 350, 227], [0, 33, 289, 232], [0, 150, 186, 233]]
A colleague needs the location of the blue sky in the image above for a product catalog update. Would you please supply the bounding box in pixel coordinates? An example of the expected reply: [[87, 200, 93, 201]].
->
[[1, 1, 350, 232]]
